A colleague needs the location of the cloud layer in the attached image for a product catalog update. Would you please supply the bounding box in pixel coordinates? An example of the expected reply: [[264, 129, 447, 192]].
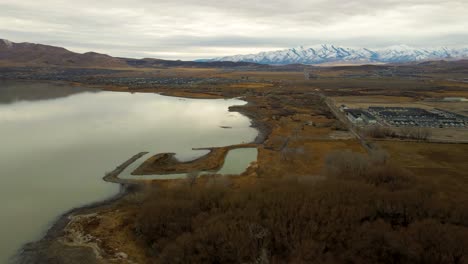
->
[[0, 0, 467, 60]]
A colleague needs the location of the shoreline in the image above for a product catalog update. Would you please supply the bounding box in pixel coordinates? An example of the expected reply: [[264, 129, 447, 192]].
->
[[131, 143, 258, 176], [13, 82, 269, 263], [103, 152, 149, 184], [14, 183, 142, 263], [230, 102, 271, 145]]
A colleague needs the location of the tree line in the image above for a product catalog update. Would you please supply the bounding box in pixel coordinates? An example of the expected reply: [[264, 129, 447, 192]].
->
[[133, 150, 467, 264]]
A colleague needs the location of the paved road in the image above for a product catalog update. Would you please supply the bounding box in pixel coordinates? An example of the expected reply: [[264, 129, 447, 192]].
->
[[322, 95, 374, 153]]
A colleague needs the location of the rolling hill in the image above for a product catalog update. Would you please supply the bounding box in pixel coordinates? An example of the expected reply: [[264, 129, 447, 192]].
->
[[0, 39, 263, 69], [0, 39, 127, 68]]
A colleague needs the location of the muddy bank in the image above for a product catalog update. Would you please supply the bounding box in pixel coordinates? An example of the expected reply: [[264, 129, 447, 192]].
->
[[103, 152, 149, 184], [132, 143, 258, 175], [230, 102, 271, 145], [13, 183, 142, 264]]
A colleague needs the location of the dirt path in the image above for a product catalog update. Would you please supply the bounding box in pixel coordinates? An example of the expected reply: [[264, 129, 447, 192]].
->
[[323, 95, 375, 153]]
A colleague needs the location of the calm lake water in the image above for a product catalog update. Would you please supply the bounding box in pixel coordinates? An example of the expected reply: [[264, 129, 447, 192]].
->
[[0, 80, 257, 263]]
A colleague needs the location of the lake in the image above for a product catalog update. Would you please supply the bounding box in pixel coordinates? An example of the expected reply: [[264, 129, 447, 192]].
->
[[0, 80, 258, 263]]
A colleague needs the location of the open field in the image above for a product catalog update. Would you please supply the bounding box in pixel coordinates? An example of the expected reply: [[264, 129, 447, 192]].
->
[[332, 95, 419, 107], [421, 101, 468, 116], [377, 141, 468, 193], [429, 128, 468, 142]]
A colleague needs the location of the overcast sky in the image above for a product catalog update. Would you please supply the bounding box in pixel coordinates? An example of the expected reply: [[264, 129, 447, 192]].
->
[[0, 0, 467, 60]]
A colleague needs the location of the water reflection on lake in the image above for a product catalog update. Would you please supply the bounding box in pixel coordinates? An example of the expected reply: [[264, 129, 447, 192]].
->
[[0, 81, 257, 263], [217, 148, 258, 175]]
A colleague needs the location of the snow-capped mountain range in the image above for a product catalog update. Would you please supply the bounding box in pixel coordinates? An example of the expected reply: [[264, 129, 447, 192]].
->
[[199, 45, 468, 65]]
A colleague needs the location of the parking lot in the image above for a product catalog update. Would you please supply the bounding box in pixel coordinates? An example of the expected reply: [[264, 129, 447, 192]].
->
[[368, 107, 467, 128]]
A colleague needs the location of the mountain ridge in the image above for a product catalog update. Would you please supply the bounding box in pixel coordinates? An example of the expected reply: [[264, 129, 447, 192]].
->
[[0, 38, 127, 68], [199, 44, 468, 65], [0, 39, 265, 68], [2, 39, 468, 68]]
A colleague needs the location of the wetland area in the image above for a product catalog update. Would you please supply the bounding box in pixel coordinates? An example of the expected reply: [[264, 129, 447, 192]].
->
[[0, 80, 258, 263], [1, 61, 467, 263]]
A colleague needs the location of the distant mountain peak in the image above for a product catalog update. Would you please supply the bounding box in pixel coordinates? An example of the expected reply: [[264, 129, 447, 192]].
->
[[1, 39, 13, 48], [200, 44, 468, 65]]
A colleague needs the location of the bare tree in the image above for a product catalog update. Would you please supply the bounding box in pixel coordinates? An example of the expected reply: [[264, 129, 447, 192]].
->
[[365, 126, 395, 138], [403, 127, 432, 140], [399, 126, 412, 138], [417, 127, 432, 140], [398, 127, 432, 141], [186, 171, 199, 187]]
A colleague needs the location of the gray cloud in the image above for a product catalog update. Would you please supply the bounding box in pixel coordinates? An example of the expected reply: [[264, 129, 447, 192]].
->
[[0, 0, 467, 60]]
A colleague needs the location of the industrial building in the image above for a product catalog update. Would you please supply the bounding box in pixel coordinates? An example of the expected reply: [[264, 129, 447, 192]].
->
[[345, 109, 378, 125]]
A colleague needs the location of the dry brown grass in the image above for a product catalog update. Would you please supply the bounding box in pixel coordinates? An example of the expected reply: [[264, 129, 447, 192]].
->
[[258, 140, 365, 179], [132, 144, 258, 175], [377, 141, 468, 193]]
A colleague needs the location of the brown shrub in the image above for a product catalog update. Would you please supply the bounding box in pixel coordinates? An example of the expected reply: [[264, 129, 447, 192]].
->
[[365, 126, 396, 138], [399, 127, 432, 140], [134, 151, 468, 263]]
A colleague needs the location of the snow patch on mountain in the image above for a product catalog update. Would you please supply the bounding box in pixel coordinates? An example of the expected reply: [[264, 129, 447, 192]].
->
[[200, 45, 468, 65], [1, 39, 14, 48]]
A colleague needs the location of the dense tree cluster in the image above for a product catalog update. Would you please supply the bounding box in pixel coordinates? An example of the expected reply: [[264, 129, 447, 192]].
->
[[364, 126, 432, 140], [135, 151, 468, 264]]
